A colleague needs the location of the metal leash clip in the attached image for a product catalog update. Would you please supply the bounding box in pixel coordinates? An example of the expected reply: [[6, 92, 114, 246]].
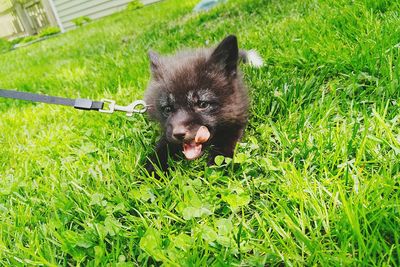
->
[[99, 99, 147, 116]]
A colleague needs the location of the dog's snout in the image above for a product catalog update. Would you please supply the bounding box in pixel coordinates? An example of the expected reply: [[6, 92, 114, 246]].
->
[[172, 126, 188, 141]]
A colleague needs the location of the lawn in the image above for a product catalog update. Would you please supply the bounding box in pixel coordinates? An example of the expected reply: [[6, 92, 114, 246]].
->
[[0, 0, 399, 265]]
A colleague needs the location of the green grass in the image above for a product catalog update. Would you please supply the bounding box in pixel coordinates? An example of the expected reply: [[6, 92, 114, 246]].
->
[[0, 0, 399, 265]]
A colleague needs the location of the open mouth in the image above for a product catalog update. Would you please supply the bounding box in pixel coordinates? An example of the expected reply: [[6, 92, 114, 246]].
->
[[182, 126, 210, 160]]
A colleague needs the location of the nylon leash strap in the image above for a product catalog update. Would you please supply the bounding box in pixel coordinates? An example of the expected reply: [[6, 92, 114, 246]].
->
[[0, 89, 147, 116]]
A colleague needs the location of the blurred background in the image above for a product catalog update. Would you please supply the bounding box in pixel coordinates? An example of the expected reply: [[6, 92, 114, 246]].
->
[[0, 0, 159, 39]]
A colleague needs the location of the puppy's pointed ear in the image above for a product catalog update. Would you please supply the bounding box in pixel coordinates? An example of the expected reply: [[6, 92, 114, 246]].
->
[[148, 50, 162, 79], [208, 35, 239, 76]]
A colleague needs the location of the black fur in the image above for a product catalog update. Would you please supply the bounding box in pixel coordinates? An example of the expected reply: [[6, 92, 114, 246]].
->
[[144, 35, 250, 174]]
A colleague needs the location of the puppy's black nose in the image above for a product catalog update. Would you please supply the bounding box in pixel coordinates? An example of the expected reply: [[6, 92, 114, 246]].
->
[[172, 127, 187, 141]]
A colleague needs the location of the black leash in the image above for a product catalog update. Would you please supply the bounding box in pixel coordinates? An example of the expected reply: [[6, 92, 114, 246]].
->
[[0, 89, 147, 116]]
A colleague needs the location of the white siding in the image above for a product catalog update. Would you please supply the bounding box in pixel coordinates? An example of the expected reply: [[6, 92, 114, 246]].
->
[[52, 0, 160, 30], [0, 0, 25, 38], [0, 13, 17, 38]]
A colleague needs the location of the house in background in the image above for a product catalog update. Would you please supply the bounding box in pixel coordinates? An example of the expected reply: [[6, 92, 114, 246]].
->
[[0, 0, 159, 39]]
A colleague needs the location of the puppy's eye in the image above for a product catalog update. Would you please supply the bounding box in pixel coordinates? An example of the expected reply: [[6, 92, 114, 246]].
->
[[197, 101, 210, 110], [163, 106, 173, 115]]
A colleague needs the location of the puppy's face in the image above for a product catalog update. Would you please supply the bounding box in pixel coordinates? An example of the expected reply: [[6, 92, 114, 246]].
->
[[145, 36, 243, 159], [160, 88, 218, 139]]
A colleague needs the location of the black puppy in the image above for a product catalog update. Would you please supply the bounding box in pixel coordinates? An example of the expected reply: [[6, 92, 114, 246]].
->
[[144, 35, 262, 173]]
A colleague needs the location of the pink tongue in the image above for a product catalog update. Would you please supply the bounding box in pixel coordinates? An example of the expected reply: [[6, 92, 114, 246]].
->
[[183, 142, 203, 160], [195, 126, 210, 143], [182, 126, 210, 160]]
